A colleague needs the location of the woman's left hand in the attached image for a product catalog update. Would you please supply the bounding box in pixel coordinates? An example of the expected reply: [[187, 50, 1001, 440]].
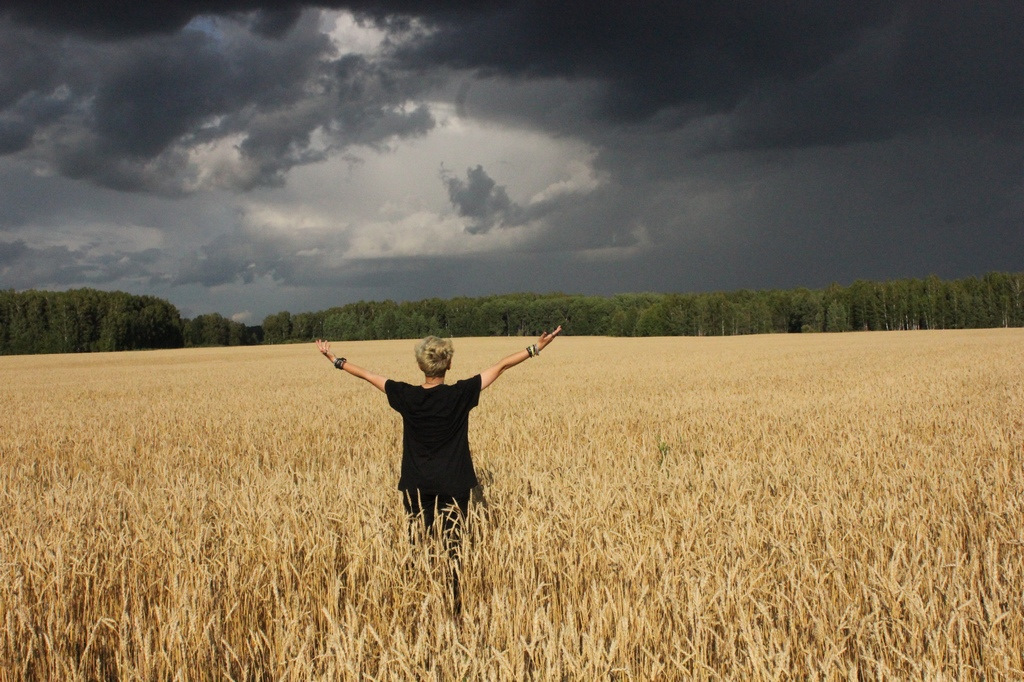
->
[[537, 325, 563, 352]]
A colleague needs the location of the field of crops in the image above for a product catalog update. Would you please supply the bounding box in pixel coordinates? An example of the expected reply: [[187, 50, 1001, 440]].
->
[[2, 330, 1022, 679]]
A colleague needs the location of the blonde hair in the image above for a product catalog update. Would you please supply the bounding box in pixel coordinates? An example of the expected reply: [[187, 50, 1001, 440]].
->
[[415, 336, 453, 377]]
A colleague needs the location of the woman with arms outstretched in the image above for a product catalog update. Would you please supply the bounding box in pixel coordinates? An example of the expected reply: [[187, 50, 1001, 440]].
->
[[315, 326, 562, 613]]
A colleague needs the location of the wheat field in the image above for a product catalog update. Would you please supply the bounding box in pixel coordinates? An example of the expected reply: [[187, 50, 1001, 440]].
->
[[1, 330, 1022, 680]]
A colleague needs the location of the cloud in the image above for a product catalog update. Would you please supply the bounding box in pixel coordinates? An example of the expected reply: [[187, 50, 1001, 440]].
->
[[1, 1, 1022, 321], [173, 196, 543, 287], [6, 2, 1022, 198], [376, 1, 1024, 153], [8, 2, 1024, 147], [174, 225, 342, 287], [0, 238, 28, 263], [442, 164, 523, 234], [0, 11, 436, 195], [3, 2, 310, 39], [0, 238, 165, 288], [0, 117, 34, 155], [381, 3, 896, 122], [441, 160, 604, 236]]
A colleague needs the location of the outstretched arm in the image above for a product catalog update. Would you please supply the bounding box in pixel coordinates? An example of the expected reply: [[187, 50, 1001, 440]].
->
[[316, 339, 387, 393], [479, 326, 562, 390]]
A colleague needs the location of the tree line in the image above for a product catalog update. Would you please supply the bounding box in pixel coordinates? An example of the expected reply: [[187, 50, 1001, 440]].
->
[[2, 272, 1021, 354], [0, 289, 260, 355], [264, 272, 1024, 342]]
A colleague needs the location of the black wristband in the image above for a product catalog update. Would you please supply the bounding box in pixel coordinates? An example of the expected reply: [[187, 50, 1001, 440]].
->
[[334, 357, 346, 370]]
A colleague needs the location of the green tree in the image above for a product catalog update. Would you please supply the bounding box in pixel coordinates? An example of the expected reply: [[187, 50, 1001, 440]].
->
[[262, 311, 293, 344]]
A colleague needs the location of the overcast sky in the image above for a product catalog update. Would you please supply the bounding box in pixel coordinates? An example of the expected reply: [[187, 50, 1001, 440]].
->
[[1, 2, 1022, 322]]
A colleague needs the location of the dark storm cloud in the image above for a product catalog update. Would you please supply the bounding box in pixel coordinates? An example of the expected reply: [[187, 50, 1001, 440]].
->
[[248, 7, 304, 38], [0, 240, 86, 287], [0, 19, 61, 108], [442, 164, 599, 236], [442, 164, 523, 234], [4, 1, 1022, 193], [373, 1, 1024, 149], [0, 238, 164, 288], [388, 2, 894, 119], [703, 5, 1024, 152], [7, 1, 1024, 137], [2, 2, 309, 39], [1, 0, 1022, 314], [0, 10, 435, 194], [0, 239, 29, 263], [0, 117, 33, 155], [174, 225, 348, 287]]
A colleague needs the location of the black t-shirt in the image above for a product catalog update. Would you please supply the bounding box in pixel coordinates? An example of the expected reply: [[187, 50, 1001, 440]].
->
[[385, 374, 482, 496]]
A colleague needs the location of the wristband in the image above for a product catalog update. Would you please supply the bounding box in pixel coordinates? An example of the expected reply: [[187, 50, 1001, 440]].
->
[[527, 344, 538, 357], [334, 357, 346, 370]]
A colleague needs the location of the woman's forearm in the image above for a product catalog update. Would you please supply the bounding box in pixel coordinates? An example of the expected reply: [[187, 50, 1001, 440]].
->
[[316, 340, 386, 392], [497, 348, 531, 374], [480, 329, 560, 390], [480, 348, 532, 390], [341, 361, 387, 392]]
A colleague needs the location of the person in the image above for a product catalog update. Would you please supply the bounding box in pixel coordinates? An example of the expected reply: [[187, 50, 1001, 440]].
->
[[315, 326, 562, 614]]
